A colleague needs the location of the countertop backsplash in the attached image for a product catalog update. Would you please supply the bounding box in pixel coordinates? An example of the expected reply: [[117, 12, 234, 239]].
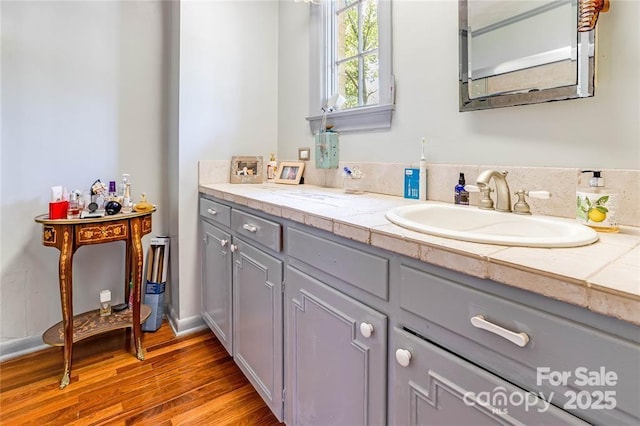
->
[[199, 160, 640, 227]]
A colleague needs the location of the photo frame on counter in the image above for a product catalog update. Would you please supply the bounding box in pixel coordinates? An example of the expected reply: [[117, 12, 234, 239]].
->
[[275, 161, 305, 185], [230, 156, 263, 184]]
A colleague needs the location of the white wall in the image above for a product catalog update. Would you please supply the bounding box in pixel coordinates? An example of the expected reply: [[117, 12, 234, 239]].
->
[[0, 0, 279, 355], [1, 1, 168, 351], [170, 0, 278, 331], [277, 0, 639, 169], [2, 0, 637, 355]]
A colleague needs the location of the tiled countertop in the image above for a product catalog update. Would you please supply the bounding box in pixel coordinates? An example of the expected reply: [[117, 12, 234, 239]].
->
[[199, 183, 640, 326]]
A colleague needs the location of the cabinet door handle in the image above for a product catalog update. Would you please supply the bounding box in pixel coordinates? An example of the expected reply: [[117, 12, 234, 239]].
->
[[230, 244, 238, 253], [470, 315, 530, 347], [220, 239, 228, 247], [359, 323, 374, 338], [207, 208, 217, 216], [395, 349, 412, 367], [242, 223, 257, 233]]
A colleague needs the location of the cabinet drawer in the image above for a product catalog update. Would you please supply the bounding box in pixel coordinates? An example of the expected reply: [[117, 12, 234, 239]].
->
[[200, 197, 231, 228], [399, 263, 640, 425], [232, 209, 281, 252], [391, 327, 588, 426], [287, 227, 389, 300]]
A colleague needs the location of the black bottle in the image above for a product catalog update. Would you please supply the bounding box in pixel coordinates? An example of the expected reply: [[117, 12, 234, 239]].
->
[[454, 173, 469, 205]]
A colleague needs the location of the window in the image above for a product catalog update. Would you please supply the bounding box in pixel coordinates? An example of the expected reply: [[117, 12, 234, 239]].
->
[[333, 0, 379, 109], [308, 0, 393, 133]]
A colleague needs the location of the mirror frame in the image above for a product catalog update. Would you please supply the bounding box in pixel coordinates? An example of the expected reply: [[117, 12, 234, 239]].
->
[[459, 0, 595, 112]]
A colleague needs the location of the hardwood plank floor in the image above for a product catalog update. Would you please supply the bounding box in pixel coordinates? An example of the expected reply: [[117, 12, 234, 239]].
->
[[0, 321, 283, 425]]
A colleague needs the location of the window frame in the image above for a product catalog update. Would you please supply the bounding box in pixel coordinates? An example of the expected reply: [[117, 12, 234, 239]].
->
[[307, 0, 394, 134]]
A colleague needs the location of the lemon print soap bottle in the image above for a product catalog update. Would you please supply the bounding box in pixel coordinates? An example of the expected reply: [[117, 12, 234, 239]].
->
[[576, 170, 619, 233]]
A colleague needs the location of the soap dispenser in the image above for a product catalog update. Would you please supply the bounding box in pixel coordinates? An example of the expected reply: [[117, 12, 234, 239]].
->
[[576, 170, 618, 232]]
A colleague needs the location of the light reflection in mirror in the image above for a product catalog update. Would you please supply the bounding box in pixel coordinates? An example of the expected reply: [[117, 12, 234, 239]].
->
[[459, 0, 595, 111]]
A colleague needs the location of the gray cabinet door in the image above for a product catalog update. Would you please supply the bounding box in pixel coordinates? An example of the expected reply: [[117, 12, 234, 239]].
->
[[285, 266, 387, 426], [233, 238, 284, 421], [391, 327, 589, 426], [201, 221, 233, 355]]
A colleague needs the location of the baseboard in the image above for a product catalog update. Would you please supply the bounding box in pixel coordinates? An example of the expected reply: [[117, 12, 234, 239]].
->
[[0, 335, 48, 362], [165, 305, 206, 337]]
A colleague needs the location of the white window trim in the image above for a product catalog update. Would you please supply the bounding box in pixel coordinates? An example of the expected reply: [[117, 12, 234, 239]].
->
[[307, 0, 394, 134]]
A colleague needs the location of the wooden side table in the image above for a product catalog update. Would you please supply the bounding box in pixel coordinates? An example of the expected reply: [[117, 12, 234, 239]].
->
[[34, 209, 155, 389]]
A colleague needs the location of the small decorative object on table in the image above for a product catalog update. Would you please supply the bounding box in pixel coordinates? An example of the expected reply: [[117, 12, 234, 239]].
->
[[276, 161, 305, 185], [78, 179, 108, 219], [230, 156, 264, 184], [133, 193, 154, 212], [67, 190, 82, 219], [121, 174, 133, 213], [104, 200, 122, 215], [48, 185, 68, 219], [343, 166, 364, 194], [90, 179, 107, 209], [267, 153, 278, 181], [100, 290, 112, 317]]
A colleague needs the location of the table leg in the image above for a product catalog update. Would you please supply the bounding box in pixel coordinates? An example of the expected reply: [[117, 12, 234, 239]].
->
[[130, 217, 145, 360], [125, 239, 132, 305], [58, 225, 74, 389]]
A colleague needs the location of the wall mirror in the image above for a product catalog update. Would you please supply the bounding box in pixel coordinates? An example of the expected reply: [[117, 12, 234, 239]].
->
[[459, 0, 604, 111]]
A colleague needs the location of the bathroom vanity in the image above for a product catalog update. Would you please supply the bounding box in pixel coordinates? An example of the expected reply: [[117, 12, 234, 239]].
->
[[201, 197, 284, 416], [199, 184, 639, 425]]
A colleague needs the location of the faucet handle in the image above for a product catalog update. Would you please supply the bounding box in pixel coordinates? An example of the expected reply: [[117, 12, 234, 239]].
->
[[513, 190, 552, 215], [527, 190, 552, 199], [466, 184, 495, 210], [478, 187, 495, 210]]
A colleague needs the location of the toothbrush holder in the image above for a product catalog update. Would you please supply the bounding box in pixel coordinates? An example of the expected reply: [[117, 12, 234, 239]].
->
[[343, 168, 364, 194]]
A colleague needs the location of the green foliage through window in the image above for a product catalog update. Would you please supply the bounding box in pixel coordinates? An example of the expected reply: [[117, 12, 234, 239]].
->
[[334, 0, 379, 109]]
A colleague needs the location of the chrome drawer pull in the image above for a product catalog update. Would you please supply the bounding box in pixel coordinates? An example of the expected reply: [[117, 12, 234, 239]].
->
[[207, 208, 217, 216], [242, 223, 258, 233], [470, 315, 530, 347]]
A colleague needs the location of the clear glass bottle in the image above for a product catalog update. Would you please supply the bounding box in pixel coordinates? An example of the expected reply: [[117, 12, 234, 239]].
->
[[121, 174, 133, 213], [67, 192, 80, 219]]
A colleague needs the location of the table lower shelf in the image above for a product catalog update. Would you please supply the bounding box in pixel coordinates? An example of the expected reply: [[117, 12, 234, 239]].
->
[[42, 304, 152, 346]]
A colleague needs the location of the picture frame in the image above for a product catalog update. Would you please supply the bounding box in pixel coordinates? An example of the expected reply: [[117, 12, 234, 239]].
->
[[230, 156, 263, 184], [275, 161, 305, 185]]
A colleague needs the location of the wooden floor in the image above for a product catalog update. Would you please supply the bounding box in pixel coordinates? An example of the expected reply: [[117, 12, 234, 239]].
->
[[0, 321, 283, 425]]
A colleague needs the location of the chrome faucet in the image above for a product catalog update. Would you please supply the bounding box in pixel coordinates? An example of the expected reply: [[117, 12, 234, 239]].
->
[[476, 170, 512, 212]]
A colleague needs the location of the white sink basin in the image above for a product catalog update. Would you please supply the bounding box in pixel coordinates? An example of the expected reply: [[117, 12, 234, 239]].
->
[[385, 203, 599, 248]]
